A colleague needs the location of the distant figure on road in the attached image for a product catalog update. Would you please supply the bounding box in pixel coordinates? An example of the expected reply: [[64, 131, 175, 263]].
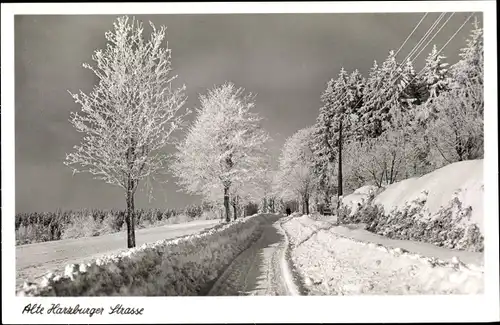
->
[[286, 207, 291, 216]]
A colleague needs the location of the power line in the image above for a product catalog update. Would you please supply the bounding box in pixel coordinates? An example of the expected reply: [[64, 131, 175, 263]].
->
[[368, 13, 474, 133], [330, 12, 448, 110], [413, 12, 456, 63], [340, 12, 475, 134], [412, 13, 475, 82], [403, 12, 446, 64], [393, 12, 449, 83], [435, 12, 475, 59], [395, 12, 429, 57], [393, 12, 455, 83]]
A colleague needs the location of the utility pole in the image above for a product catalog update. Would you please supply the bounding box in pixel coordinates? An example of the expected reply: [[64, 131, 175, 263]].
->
[[337, 118, 343, 210]]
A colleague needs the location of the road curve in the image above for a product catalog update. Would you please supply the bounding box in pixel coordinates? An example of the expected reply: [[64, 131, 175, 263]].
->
[[16, 219, 220, 289], [207, 214, 300, 296]]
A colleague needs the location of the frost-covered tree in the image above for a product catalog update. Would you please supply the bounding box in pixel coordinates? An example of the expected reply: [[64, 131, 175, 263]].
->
[[65, 16, 188, 248], [360, 51, 407, 138], [399, 58, 425, 108], [423, 45, 452, 101], [451, 18, 484, 90], [311, 68, 364, 208], [276, 127, 316, 215], [426, 19, 484, 165], [257, 165, 280, 214], [310, 98, 336, 208], [427, 84, 484, 164], [172, 82, 270, 222], [359, 60, 383, 138], [344, 122, 409, 188]]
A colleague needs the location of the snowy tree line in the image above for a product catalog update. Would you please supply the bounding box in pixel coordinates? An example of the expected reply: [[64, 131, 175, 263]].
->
[[275, 19, 484, 215], [65, 16, 276, 247], [64, 16, 483, 247]]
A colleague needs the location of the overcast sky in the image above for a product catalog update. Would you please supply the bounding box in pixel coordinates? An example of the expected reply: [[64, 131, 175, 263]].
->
[[15, 13, 481, 213]]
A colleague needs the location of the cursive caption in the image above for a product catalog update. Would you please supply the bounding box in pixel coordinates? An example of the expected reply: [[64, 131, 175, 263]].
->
[[22, 303, 144, 317]]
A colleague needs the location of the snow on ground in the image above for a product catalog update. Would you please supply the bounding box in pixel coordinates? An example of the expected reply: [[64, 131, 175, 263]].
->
[[18, 214, 267, 296], [206, 214, 304, 296], [329, 224, 483, 267], [282, 215, 484, 295], [341, 185, 379, 215], [16, 219, 220, 290], [373, 159, 484, 232], [207, 214, 292, 296]]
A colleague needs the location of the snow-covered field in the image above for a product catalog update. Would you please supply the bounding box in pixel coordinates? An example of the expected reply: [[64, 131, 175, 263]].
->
[[282, 215, 484, 295], [17, 214, 269, 296], [16, 219, 219, 290]]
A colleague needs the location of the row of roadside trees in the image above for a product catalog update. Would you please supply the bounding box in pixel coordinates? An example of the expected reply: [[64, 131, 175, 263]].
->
[[64, 16, 484, 248], [65, 16, 279, 248], [275, 18, 484, 215]]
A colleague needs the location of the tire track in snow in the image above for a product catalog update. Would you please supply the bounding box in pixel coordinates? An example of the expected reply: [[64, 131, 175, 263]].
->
[[276, 217, 302, 296], [206, 214, 303, 296]]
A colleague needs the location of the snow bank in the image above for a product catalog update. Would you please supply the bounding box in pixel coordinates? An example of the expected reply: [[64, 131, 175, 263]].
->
[[17, 214, 269, 296], [337, 160, 484, 252], [341, 185, 379, 216], [329, 224, 483, 266], [282, 215, 483, 295], [373, 159, 484, 231]]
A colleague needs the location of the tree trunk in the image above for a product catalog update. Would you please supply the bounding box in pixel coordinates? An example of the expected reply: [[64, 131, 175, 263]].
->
[[224, 185, 231, 222], [232, 196, 238, 221], [126, 185, 136, 248], [337, 119, 343, 209], [324, 187, 330, 210], [304, 193, 310, 215]]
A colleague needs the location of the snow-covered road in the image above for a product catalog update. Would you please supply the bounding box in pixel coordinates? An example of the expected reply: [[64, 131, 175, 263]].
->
[[282, 215, 484, 295], [207, 214, 301, 296]]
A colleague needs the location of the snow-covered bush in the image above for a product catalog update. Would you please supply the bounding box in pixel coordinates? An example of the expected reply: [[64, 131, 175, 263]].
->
[[338, 191, 483, 252], [61, 213, 102, 239], [18, 214, 270, 296]]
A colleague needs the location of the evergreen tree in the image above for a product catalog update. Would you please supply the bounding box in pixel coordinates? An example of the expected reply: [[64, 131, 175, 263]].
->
[[360, 51, 402, 138], [359, 60, 381, 138], [310, 78, 337, 207], [311, 68, 365, 207], [425, 18, 484, 164], [346, 69, 365, 140], [399, 58, 425, 108], [421, 44, 452, 103], [451, 17, 484, 90]]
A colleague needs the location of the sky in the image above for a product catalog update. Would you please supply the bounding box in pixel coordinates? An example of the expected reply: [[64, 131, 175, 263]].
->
[[14, 12, 481, 213]]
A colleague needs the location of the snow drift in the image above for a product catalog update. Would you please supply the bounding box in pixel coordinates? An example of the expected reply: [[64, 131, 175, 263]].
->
[[340, 185, 380, 216], [373, 159, 484, 231], [341, 160, 484, 229], [338, 160, 484, 252], [17, 214, 269, 296]]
